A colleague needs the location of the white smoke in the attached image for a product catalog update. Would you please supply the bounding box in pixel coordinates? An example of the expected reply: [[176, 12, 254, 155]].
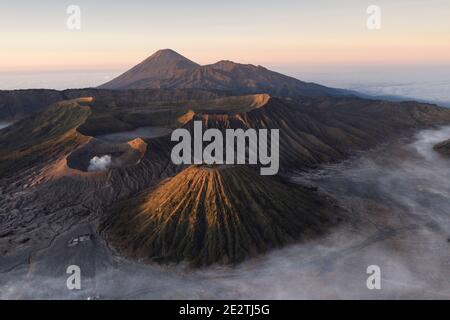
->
[[87, 155, 112, 172]]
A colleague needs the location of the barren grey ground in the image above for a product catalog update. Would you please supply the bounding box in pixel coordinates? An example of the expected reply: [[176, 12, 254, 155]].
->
[[0, 126, 449, 299]]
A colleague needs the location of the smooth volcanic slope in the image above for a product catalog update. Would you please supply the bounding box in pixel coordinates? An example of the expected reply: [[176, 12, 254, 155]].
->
[[102, 165, 341, 266], [99, 49, 351, 97]]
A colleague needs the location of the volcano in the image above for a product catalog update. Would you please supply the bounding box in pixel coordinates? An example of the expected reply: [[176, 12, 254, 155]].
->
[[3, 56, 450, 271], [102, 165, 341, 266], [99, 49, 352, 97], [98, 49, 199, 90]]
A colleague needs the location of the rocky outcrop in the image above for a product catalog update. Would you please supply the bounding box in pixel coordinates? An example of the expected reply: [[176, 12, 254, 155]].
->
[[434, 139, 450, 156]]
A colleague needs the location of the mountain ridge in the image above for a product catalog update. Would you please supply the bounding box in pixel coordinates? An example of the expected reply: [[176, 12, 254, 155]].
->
[[99, 49, 199, 90], [99, 49, 352, 97]]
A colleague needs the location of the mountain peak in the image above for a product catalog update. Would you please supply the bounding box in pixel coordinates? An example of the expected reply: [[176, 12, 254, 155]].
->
[[210, 60, 240, 71], [142, 48, 199, 66], [149, 48, 191, 61], [98, 49, 199, 89], [154, 48, 178, 54]]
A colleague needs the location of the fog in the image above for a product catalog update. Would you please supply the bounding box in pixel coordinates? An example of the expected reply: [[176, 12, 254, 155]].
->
[[0, 71, 118, 91], [87, 155, 112, 172], [1, 126, 449, 299], [284, 65, 450, 107]]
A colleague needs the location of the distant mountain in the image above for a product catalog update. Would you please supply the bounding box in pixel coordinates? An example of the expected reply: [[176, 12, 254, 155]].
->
[[99, 49, 199, 90], [99, 49, 352, 97]]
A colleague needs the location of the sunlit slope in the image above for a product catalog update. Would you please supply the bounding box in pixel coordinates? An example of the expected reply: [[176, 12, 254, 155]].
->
[[0, 99, 91, 177], [102, 165, 340, 266]]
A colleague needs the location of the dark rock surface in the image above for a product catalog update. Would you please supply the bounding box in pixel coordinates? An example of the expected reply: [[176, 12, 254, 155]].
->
[[434, 138, 450, 156]]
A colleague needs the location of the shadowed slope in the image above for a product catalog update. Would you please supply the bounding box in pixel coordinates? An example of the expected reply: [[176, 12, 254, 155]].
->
[[102, 165, 341, 266]]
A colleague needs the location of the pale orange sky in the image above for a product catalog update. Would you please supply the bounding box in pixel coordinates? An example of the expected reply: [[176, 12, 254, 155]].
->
[[1, 0, 449, 72]]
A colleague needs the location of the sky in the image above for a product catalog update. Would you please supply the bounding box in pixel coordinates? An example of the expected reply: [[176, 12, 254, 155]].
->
[[1, 0, 449, 73]]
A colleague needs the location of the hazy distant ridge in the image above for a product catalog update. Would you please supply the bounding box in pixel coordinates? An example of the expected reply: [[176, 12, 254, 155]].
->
[[99, 49, 352, 97]]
